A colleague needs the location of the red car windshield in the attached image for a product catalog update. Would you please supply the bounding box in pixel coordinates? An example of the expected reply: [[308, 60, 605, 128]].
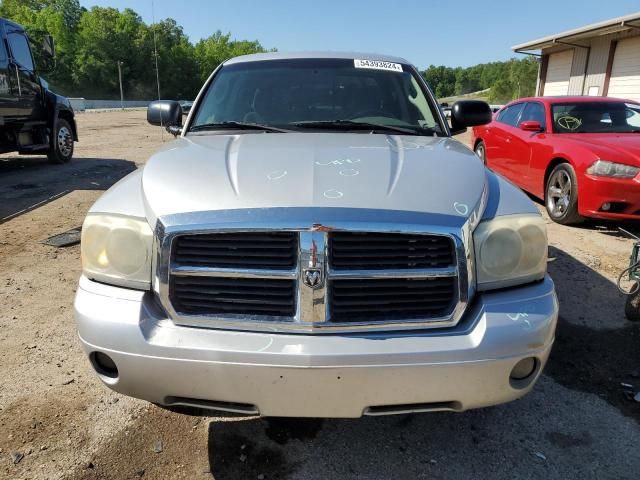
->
[[551, 102, 640, 134]]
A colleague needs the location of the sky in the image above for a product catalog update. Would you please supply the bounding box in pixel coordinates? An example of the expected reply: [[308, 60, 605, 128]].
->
[[79, 0, 640, 69]]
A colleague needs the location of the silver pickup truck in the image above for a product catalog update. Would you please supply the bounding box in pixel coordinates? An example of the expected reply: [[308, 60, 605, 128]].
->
[[74, 52, 558, 418]]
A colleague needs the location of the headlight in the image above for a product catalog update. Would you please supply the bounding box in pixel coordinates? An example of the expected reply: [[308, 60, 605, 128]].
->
[[586, 160, 640, 179], [474, 214, 547, 291], [81, 214, 153, 289]]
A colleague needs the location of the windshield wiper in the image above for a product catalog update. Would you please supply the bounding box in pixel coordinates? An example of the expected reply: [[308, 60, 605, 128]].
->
[[291, 120, 433, 136], [189, 121, 291, 133]]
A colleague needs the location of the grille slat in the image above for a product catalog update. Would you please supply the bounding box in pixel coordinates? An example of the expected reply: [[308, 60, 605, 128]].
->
[[329, 288, 454, 297], [174, 286, 293, 297], [332, 249, 451, 257], [176, 293, 294, 306], [174, 232, 297, 270], [174, 277, 293, 289], [177, 249, 295, 258], [329, 232, 454, 269]]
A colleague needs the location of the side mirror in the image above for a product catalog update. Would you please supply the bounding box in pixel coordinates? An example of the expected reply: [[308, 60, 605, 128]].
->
[[519, 120, 543, 132], [450, 100, 492, 134], [43, 34, 55, 58], [147, 100, 183, 135]]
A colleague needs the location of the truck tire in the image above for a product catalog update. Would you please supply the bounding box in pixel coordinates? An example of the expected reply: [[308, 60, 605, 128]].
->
[[625, 286, 640, 322], [48, 118, 74, 164]]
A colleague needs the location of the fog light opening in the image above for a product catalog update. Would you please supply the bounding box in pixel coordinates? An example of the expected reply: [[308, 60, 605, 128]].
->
[[90, 352, 119, 379], [599, 202, 627, 213], [510, 357, 537, 382]]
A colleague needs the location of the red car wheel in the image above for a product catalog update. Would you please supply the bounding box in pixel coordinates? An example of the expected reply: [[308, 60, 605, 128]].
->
[[545, 163, 583, 225]]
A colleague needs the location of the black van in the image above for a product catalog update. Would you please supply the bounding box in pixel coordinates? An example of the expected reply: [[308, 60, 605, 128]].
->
[[0, 18, 77, 163]]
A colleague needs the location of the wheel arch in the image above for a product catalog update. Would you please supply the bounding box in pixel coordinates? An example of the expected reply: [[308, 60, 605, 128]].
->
[[45, 90, 78, 141]]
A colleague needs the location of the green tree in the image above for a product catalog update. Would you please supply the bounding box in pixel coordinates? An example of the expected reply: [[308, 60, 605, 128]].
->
[[423, 65, 457, 98], [138, 19, 200, 99], [509, 56, 539, 98], [72, 7, 148, 98], [424, 57, 539, 103], [194, 31, 272, 82], [455, 68, 482, 95]]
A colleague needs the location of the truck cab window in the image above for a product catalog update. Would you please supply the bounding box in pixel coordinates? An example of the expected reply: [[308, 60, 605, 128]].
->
[[8, 32, 34, 71], [0, 36, 7, 66]]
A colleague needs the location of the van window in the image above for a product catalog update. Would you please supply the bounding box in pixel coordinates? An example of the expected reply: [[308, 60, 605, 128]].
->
[[8, 32, 34, 71]]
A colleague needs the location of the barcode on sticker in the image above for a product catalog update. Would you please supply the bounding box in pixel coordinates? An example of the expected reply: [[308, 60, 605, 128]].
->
[[354, 59, 403, 72]]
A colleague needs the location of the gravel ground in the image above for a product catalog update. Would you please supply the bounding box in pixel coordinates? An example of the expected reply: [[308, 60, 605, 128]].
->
[[0, 111, 638, 480]]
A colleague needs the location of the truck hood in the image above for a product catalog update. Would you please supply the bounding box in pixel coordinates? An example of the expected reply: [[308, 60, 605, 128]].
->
[[141, 133, 486, 225]]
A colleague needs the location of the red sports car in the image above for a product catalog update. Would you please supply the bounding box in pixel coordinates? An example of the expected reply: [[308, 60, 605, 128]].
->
[[471, 96, 640, 224]]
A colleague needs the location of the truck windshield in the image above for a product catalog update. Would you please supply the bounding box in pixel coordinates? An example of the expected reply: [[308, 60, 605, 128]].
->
[[551, 102, 640, 133], [189, 58, 443, 135]]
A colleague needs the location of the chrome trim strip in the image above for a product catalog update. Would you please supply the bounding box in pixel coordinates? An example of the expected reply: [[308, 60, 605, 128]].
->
[[297, 231, 328, 323], [328, 267, 457, 279], [171, 266, 298, 279], [154, 205, 484, 334]]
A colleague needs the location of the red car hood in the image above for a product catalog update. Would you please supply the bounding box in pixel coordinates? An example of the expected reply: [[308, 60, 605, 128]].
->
[[561, 134, 640, 165]]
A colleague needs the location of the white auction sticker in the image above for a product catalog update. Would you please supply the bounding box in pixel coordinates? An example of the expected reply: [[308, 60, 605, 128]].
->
[[354, 59, 403, 72]]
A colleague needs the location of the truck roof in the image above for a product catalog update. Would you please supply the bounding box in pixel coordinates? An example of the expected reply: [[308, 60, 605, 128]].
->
[[223, 51, 411, 66], [0, 17, 25, 30]]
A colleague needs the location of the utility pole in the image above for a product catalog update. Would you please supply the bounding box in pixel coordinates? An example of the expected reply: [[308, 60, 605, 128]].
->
[[152, 0, 161, 100], [117, 61, 124, 110]]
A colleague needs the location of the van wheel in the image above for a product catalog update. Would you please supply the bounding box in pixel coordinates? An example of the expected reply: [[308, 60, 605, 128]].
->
[[474, 141, 486, 164], [48, 119, 74, 164], [545, 163, 583, 225]]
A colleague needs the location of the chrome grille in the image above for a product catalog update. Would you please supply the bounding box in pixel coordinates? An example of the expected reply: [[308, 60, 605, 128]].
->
[[157, 211, 471, 334]]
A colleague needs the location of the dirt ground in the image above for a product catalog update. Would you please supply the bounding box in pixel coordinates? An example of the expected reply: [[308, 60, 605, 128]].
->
[[0, 110, 639, 480]]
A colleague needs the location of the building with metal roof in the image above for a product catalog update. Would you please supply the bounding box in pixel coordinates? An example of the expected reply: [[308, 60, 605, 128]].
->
[[513, 12, 640, 100]]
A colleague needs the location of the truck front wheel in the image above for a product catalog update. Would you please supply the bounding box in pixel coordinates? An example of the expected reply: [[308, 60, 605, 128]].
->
[[48, 118, 74, 164]]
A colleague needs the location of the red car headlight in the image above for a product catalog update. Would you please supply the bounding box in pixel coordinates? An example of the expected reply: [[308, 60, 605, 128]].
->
[[586, 160, 640, 179]]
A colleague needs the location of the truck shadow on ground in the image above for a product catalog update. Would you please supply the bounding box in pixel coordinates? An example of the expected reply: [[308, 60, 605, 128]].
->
[[0, 156, 136, 223], [204, 245, 640, 480]]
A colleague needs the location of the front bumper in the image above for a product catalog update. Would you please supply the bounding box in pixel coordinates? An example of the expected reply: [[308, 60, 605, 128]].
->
[[579, 174, 640, 220], [74, 275, 558, 418]]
